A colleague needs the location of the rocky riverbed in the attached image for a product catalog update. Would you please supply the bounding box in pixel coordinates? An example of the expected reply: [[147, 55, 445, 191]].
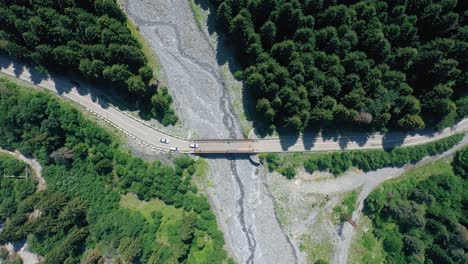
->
[[122, 1, 298, 263]]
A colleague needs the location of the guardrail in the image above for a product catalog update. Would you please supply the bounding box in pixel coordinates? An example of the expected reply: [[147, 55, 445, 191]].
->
[[84, 107, 191, 154], [193, 149, 256, 154], [114, 104, 187, 141], [194, 139, 255, 142]]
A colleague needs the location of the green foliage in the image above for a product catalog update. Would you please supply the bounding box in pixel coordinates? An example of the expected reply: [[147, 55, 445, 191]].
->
[[280, 165, 296, 179], [0, 80, 229, 263], [0, 248, 8, 260], [363, 154, 467, 263], [452, 147, 467, 178], [333, 190, 358, 221], [151, 87, 178, 125], [267, 133, 462, 178], [0, 154, 35, 221], [317, 134, 461, 175], [0, 153, 26, 176], [212, 0, 467, 131], [0, 0, 176, 124], [260, 153, 281, 172], [315, 260, 329, 264]]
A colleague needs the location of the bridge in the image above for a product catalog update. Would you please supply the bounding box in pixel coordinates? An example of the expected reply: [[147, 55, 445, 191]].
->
[[0, 57, 467, 155]]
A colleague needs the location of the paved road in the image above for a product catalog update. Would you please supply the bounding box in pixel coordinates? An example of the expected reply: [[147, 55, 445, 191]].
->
[[1, 57, 466, 154]]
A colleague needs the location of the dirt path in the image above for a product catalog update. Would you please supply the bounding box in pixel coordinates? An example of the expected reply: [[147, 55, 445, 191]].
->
[[0, 148, 45, 264], [332, 134, 467, 264], [265, 133, 466, 263], [0, 148, 45, 191]]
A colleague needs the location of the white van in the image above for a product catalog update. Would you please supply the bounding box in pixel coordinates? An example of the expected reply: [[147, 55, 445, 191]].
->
[[170, 147, 179, 152]]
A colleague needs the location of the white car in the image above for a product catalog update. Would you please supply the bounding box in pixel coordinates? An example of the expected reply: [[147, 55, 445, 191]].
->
[[160, 138, 169, 144], [170, 146, 180, 152], [189, 143, 199, 148]]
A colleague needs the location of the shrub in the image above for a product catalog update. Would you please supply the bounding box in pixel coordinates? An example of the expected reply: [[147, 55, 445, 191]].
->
[[280, 165, 296, 179]]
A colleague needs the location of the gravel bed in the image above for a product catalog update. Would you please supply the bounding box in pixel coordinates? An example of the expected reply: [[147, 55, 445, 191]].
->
[[123, 1, 298, 263]]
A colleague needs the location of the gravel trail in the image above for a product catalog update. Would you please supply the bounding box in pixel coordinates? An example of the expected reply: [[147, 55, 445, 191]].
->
[[0, 148, 45, 191], [332, 134, 468, 264], [0, 148, 44, 264], [264, 133, 466, 263], [123, 1, 297, 263]]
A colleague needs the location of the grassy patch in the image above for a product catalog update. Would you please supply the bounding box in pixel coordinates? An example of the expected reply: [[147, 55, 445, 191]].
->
[[126, 18, 164, 83], [299, 232, 332, 264], [119, 193, 183, 225], [260, 153, 304, 176], [348, 215, 385, 264], [192, 158, 214, 189], [332, 190, 358, 223], [188, 0, 207, 30], [385, 158, 453, 186]]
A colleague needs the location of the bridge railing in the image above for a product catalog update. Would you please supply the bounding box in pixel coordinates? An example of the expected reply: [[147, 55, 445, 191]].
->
[[193, 139, 257, 142]]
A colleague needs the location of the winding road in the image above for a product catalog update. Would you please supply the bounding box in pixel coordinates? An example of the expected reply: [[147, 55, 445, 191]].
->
[[0, 56, 466, 155]]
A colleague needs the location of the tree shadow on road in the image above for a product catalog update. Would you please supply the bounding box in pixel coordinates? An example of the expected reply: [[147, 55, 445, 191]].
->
[[302, 127, 319, 150], [277, 127, 300, 151], [381, 128, 436, 149], [0, 55, 137, 112], [320, 125, 372, 150]]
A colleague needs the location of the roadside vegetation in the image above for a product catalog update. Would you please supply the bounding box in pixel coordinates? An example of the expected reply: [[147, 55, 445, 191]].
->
[[361, 150, 467, 263], [260, 133, 463, 178], [210, 0, 467, 132], [0, 78, 232, 263], [0, 0, 177, 125]]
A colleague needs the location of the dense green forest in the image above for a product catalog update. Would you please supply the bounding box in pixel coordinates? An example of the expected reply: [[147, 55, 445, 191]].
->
[[260, 133, 463, 178], [0, 78, 232, 264], [0, 154, 36, 264], [0, 0, 177, 125], [0, 153, 35, 219], [212, 0, 468, 132], [363, 147, 468, 263]]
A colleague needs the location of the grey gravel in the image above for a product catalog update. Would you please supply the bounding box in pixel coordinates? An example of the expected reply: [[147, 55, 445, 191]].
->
[[123, 1, 298, 263], [265, 134, 467, 264]]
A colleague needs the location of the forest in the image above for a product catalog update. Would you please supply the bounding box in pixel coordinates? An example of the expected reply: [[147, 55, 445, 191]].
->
[[0, 78, 232, 264], [260, 133, 463, 178], [363, 147, 467, 263], [0, 0, 177, 125], [211, 0, 468, 132]]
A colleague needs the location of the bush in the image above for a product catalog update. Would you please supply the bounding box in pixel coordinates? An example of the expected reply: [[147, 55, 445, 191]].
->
[[315, 260, 329, 264], [280, 165, 296, 179], [452, 147, 467, 178], [383, 233, 403, 253], [263, 153, 281, 172]]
